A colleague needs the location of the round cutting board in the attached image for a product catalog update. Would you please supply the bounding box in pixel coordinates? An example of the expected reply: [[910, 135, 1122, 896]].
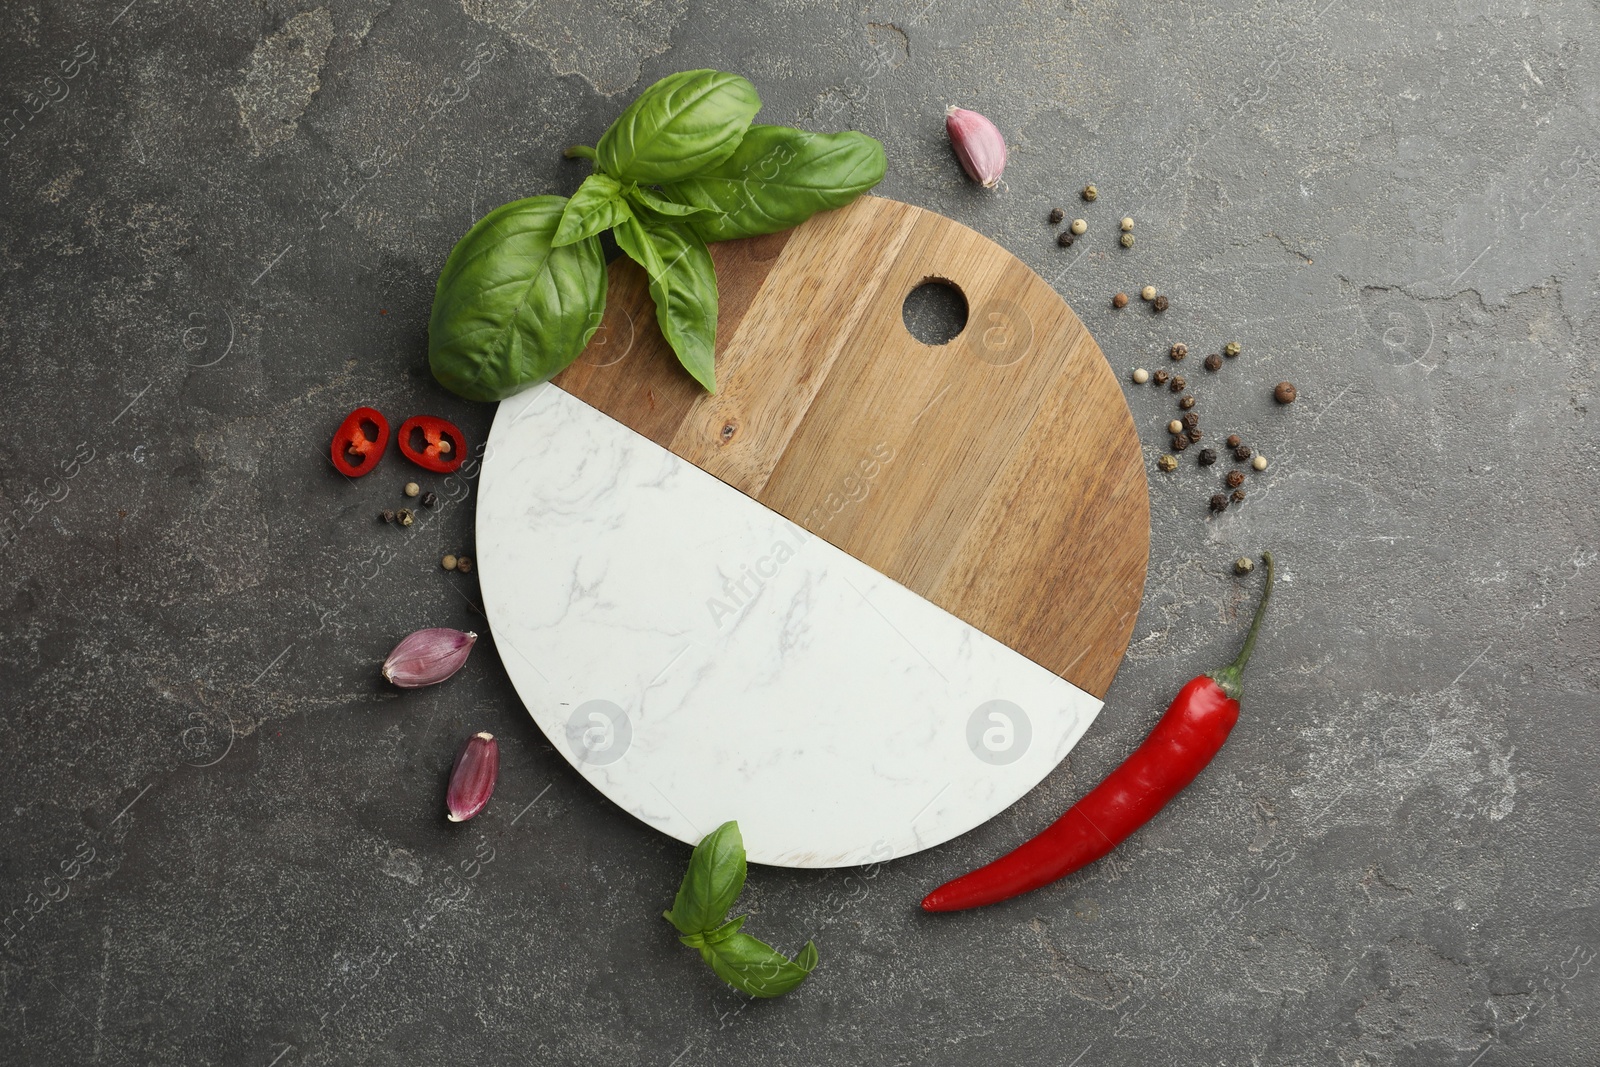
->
[[477, 196, 1148, 867]]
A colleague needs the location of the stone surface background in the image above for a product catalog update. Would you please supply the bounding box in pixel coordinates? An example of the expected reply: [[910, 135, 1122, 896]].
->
[[2, 1, 1596, 1064]]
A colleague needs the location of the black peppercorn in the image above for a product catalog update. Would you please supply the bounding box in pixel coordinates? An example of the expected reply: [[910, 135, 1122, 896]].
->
[[455, 556, 473, 574], [1153, 369, 1171, 385], [1274, 381, 1298, 404], [1210, 493, 1229, 513], [1057, 231, 1075, 247], [1231, 488, 1246, 503], [1182, 411, 1200, 431], [1170, 343, 1188, 360], [1049, 207, 1065, 224], [1234, 444, 1252, 460], [1226, 434, 1242, 449], [1198, 448, 1218, 466], [1169, 375, 1186, 393], [421, 491, 438, 508], [1226, 470, 1245, 489], [1171, 433, 1190, 451], [1178, 394, 1196, 410], [1204, 353, 1223, 372], [379, 509, 396, 524], [1152, 294, 1169, 312], [1112, 292, 1129, 308]]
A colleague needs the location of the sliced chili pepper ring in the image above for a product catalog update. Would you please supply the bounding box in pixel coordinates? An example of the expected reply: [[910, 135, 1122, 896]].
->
[[398, 415, 466, 474], [330, 406, 391, 478]]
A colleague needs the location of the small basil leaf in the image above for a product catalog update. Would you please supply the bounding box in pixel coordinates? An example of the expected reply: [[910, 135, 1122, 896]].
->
[[663, 820, 746, 936], [428, 195, 606, 402], [697, 914, 747, 945], [696, 933, 819, 999], [625, 185, 714, 218], [553, 173, 632, 247], [614, 213, 719, 392], [658, 125, 886, 243], [597, 69, 761, 185]]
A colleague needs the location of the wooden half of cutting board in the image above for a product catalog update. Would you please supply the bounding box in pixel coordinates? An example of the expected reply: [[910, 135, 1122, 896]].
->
[[552, 195, 1148, 699]]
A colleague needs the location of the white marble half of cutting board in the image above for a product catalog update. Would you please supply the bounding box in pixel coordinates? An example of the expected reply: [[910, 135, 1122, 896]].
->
[[477, 383, 1103, 868]]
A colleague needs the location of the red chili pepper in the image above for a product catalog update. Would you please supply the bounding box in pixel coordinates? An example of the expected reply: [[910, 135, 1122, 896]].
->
[[922, 553, 1276, 913], [397, 415, 466, 474], [330, 407, 390, 478]]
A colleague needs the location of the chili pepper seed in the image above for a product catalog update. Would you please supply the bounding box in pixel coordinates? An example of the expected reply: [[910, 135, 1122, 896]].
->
[[442, 554, 458, 571], [1226, 470, 1245, 489], [1224, 342, 1241, 358], [404, 481, 420, 498], [396, 508, 415, 527], [1178, 394, 1196, 410], [1070, 218, 1087, 235], [1120, 217, 1135, 232], [1132, 367, 1150, 384], [455, 556, 473, 574], [1113, 292, 1129, 308], [1152, 294, 1169, 312], [1198, 448, 1218, 466], [1210, 493, 1229, 513], [1141, 285, 1157, 301], [1234, 556, 1255, 575], [1049, 207, 1065, 224], [1204, 353, 1224, 372], [1234, 444, 1252, 460], [1154, 369, 1171, 385], [1119, 233, 1135, 248], [1252, 455, 1268, 471], [1157, 454, 1178, 472], [1170, 343, 1188, 361], [1082, 184, 1098, 202], [1226, 434, 1242, 449], [1274, 381, 1298, 404]]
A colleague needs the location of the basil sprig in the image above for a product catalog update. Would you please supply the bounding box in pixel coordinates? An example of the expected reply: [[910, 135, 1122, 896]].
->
[[665, 821, 819, 998], [429, 70, 886, 399]]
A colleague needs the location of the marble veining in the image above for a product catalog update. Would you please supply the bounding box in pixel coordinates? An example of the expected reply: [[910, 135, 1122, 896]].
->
[[477, 384, 1104, 867]]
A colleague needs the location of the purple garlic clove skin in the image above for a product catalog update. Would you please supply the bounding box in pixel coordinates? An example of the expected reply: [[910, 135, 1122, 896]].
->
[[446, 731, 499, 823], [945, 105, 1007, 189], [382, 628, 477, 688]]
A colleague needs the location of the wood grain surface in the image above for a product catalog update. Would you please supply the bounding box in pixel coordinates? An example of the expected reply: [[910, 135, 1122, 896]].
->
[[552, 196, 1148, 699]]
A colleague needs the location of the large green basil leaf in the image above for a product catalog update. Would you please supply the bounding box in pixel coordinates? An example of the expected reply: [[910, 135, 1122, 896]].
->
[[596, 69, 761, 185], [552, 173, 632, 247], [658, 125, 886, 243], [696, 933, 819, 998], [613, 212, 719, 392], [663, 820, 746, 936], [429, 196, 606, 402]]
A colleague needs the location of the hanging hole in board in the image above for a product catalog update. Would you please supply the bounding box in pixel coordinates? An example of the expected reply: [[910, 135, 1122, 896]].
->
[[901, 278, 969, 346]]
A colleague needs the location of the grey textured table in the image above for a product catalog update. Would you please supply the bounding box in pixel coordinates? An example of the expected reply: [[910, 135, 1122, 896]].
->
[[3, 2, 1596, 1064]]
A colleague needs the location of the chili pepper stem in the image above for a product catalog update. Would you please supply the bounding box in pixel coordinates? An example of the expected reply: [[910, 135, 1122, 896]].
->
[[1207, 551, 1275, 701]]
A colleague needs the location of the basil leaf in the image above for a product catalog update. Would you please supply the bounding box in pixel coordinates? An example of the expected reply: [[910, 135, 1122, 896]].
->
[[552, 173, 632, 247], [658, 125, 886, 243], [663, 820, 746, 936], [625, 184, 713, 218], [697, 933, 819, 999], [613, 212, 719, 392], [597, 69, 761, 185], [428, 196, 606, 402]]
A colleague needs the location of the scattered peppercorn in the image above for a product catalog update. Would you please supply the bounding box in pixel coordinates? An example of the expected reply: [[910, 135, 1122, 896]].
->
[[1120, 217, 1135, 232], [442, 554, 458, 571], [1210, 493, 1229, 513], [1082, 184, 1098, 202], [1168, 419, 1185, 435], [1141, 285, 1157, 301], [1226, 470, 1245, 489], [1198, 448, 1218, 466], [1154, 369, 1171, 385], [1119, 233, 1135, 248], [1157, 454, 1178, 472], [379, 509, 397, 524], [1070, 218, 1087, 235], [1226, 434, 1242, 449], [1274, 381, 1298, 404], [1233, 556, 1255, 575], [1231, 489, 1246, 503], [1057, 231, 1075, 247], [1169, 375, 1187, 392], [1049, 207, 1065, 224], [396, 508, 415, 527], [1224, 342, 1241, 358], [1252, 455, 1268, 471], [1170, 343, 1188, 361], [1113, 292, 1129, 308], [1182, 411, 1200, 431], [421, 491, 438, 508], [404, 481, 421, 498], [1234, 444, 1252, 461], [1132, 367, 1150, 384], [1152, 294, 1169, 312], [455, 556, 473, 574], [1189, 428, 1203, 440], [1178, 394, 1196, 410], [1204, 353, 1224, 372], [1171, 434, 1190, 452]]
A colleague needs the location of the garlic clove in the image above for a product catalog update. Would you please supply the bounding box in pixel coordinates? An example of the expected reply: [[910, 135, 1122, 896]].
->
[[446, 731, 499, 822], [381, 628, 477, 688], [945, 105, 1007, 189]]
